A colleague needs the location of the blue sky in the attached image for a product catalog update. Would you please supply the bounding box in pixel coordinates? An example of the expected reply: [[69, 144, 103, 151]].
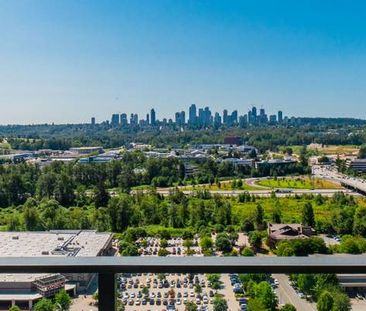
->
[[0, 0, 365, 124]]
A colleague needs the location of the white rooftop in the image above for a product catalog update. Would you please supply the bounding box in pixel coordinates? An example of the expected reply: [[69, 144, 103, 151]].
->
[[0, 230, 112, 257]]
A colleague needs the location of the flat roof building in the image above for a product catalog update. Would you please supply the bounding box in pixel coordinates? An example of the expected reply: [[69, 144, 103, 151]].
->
[[349, 159, 366, 172], [0, 230, 113, 310]]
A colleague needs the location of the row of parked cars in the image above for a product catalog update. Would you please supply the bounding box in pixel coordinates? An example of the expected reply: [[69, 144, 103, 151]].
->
[[119, 274, 209, 290], [229, 274, 247, 311], [118, 272, 217, 309]]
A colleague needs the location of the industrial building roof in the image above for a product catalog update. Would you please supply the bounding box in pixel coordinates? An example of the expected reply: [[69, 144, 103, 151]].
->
[[0, 230, 112, 257]]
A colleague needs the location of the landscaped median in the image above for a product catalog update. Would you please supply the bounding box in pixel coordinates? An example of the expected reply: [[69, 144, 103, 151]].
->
[[255, 176, 342, 190]]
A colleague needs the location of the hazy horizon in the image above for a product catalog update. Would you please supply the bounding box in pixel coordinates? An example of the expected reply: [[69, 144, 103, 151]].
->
[[1, 0, 366, 124]]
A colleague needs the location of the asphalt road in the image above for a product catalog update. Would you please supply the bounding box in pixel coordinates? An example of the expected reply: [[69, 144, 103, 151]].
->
[[313, 165, 366, 195], [273, 274, 316, 311], [153, 188, 358, 197]]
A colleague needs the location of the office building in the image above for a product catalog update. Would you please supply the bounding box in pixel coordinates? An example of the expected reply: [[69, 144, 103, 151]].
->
[[269, 114, 277, 124], [188, 104, 197, 125], [223, 109, 228, 125], [91, 117, 96, 125], [278, 110, 283, 123], [130, 113, 138, 126], [349, 159, 366, 172], [239, 115, 248, 127], [150, 108, 156, 126], [251, 106, 257, 123], [120, 113, 128, 127], [111, 114, 120, 126], [231, 110, 238, 125], [214, 112, 222, 128], [175, 112, 185, 127]]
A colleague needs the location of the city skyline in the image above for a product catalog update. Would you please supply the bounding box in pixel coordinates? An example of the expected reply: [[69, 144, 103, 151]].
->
[[1, 1, 366, 124], [104, 104, 286, 128]]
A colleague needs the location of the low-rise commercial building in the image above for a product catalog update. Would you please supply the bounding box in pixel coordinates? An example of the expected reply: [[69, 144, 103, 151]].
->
[[349, 159, 366, 172], [0, 230, 113, 310]]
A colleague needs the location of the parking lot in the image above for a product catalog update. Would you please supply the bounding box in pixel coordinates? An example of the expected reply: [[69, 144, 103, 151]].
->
[[117, 272, 248, 311], [115, 233, 271, 311], [136, 233, 249, 257]]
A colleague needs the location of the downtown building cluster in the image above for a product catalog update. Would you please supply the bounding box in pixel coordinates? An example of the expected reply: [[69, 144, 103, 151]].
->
[[92, 105, 287, 129]]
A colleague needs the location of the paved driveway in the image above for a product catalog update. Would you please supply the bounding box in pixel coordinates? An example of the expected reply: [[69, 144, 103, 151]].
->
[[273, 274, 316, 311]]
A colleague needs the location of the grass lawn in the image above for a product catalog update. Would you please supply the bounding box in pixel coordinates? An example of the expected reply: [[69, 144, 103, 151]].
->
[[256, 176, 341, 190]]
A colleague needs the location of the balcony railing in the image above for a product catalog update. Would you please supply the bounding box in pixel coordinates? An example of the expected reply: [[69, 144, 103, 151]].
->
[[1, 255, 365, 310]]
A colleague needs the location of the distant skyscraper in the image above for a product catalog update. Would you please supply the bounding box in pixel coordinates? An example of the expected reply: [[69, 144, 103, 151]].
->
[[91, 117, 96, 125], [278, 110, 283, 123], [175, 112, 181, 126], [251, 106, 257, 123], [174, 111, 185, 127], [180, 111, 186, 125], [231, 110, 238, 124], [189, 104, 197, 125], [130, 113, 138, 126], [198, 108, 204, 126], [146, 113, 150, 125], [269, 114, 277, 124], [111, 114, 120, 126], [120, 113, 128, 126], [239, 115, 248, 127], [214, 112, 222, 128], [203, 107, 211, 126], [223, 109, 228, 125], [150, 108, 156, 125]]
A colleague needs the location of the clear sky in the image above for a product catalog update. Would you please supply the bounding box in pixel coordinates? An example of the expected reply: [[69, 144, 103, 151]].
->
[[0, 0, 365, 124]]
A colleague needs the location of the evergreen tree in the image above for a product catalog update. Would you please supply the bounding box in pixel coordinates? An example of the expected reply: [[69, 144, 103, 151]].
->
[[302, 202, 315, 227]]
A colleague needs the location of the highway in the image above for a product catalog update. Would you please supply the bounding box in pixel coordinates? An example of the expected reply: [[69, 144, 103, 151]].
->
[[153, 188, 358, 197], [313, 165, 366, 195]]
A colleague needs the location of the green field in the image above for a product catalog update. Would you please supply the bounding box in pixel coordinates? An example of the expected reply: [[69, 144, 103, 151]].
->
[[231, 196, 345, 224], [0, 141, 11, 149], [279, 144, 359, 156], [256, 177, 341, 190]]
